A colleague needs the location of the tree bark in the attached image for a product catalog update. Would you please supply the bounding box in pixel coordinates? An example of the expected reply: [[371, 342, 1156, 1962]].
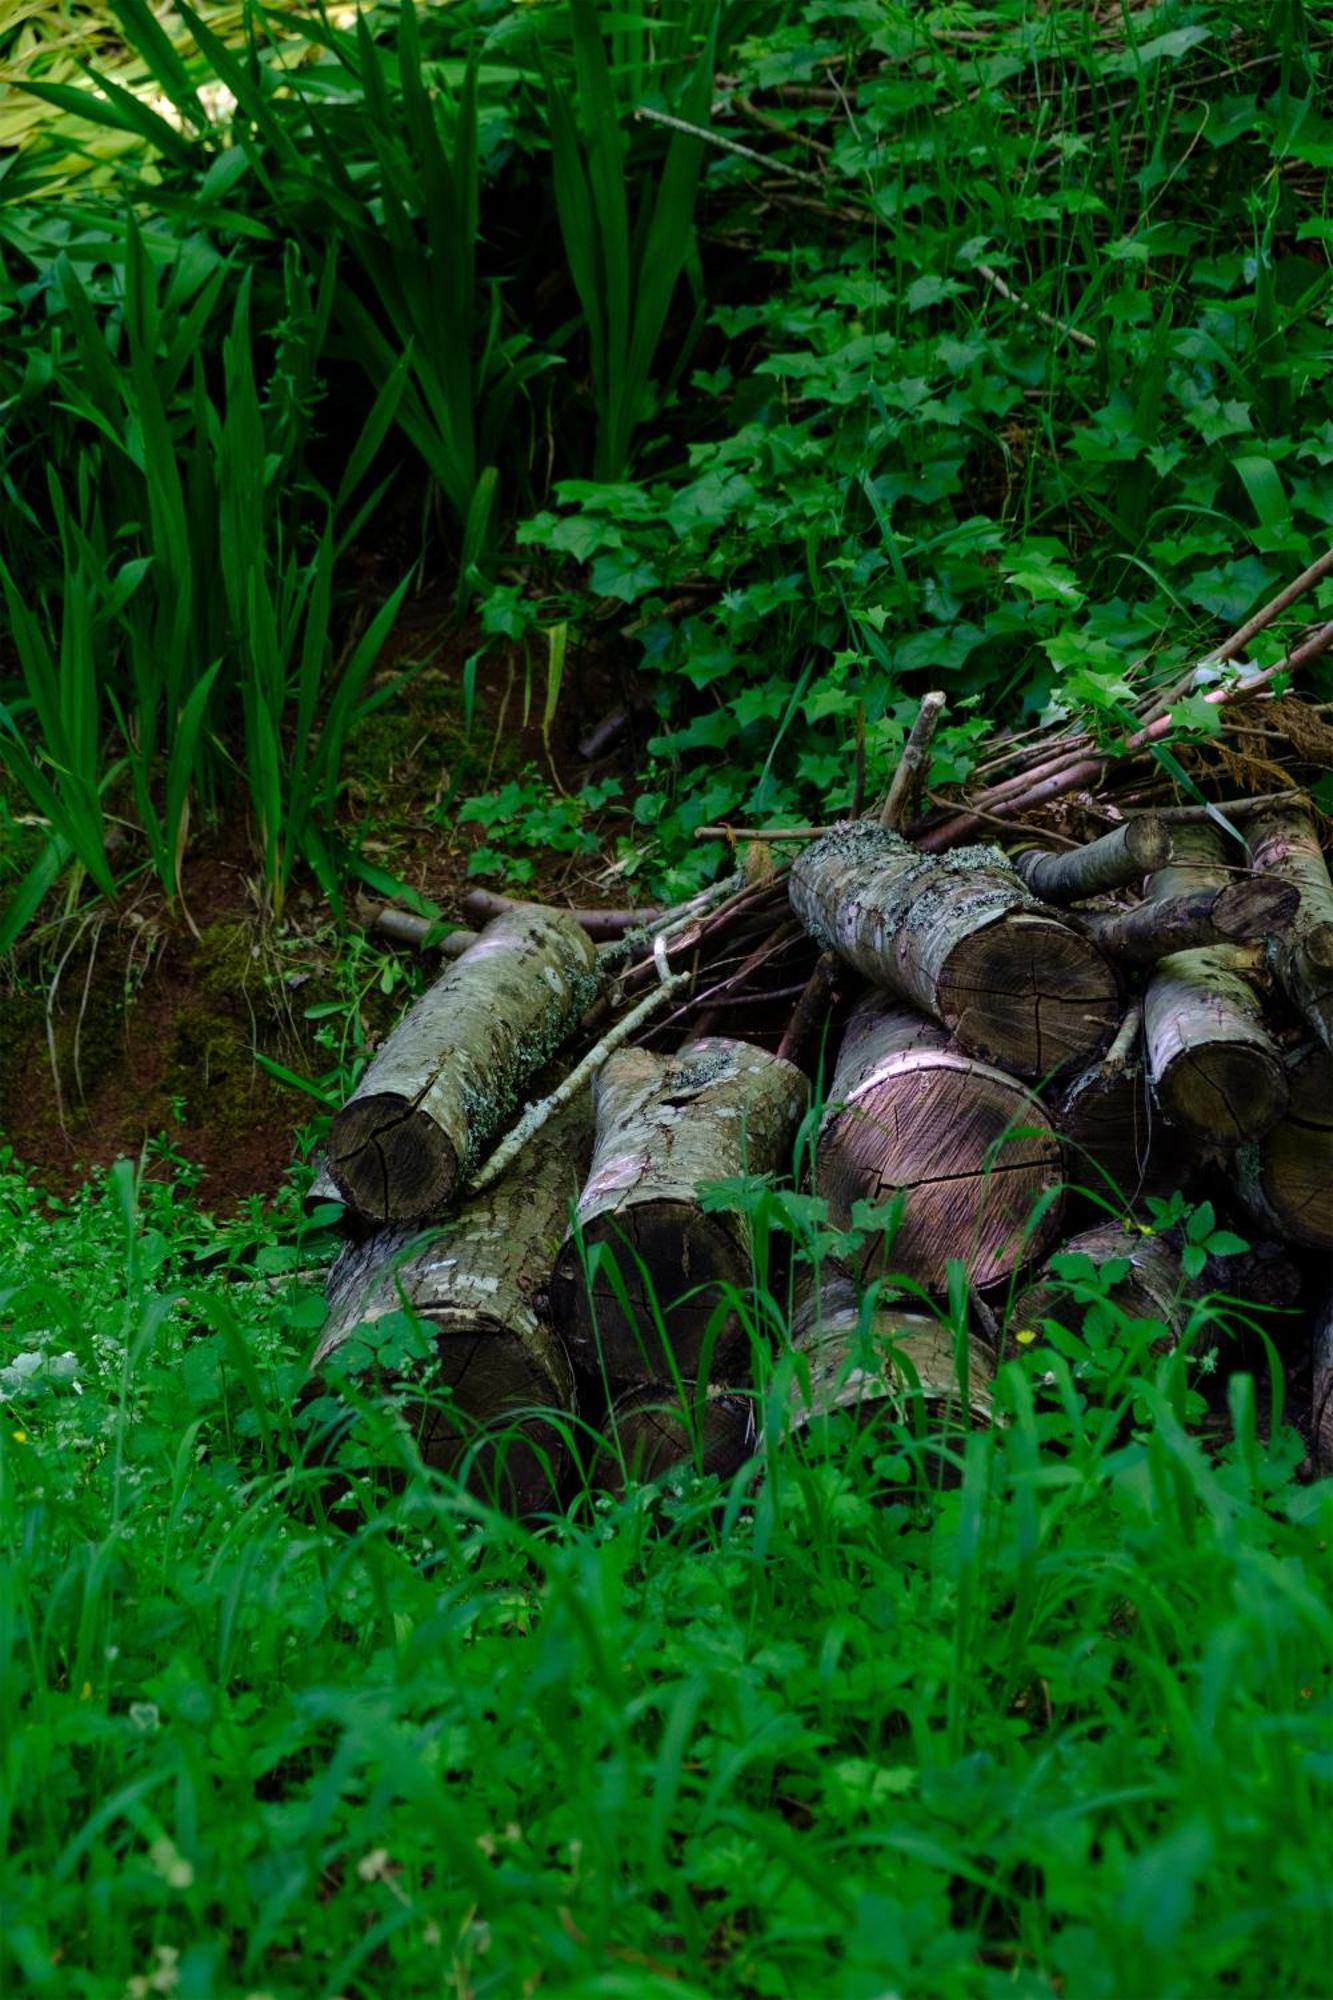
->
[[1141, 825, 1288, 1144], [782, 1263, 993, 1436], [327, 908, 600, 1225], [549, 1036, 809, 1382], [1010, 816, 1171, 902], [592, 1383, 754, 1493], [1009, 1221, 1188, 1348], [1246, 802, 1333, 1050], [1236, 1041, 1333, 1250], [1071, 873, 1298, 965], [311, 1099, 591, 1514], [789, 821, 1118, 1078], [817, 995, 1064, 1292]]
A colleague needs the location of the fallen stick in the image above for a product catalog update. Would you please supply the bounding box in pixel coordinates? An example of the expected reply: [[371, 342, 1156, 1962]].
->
[[461, 887, 666, 938], [790, 821, 1118, 1077], [1140, 826, 1288, 1146], [366, 907, 477, 954], [327, 908, 600, 1224], [880, 690, 947, 832], [549, 1036, 809, 1382], [467, 971, 690, 1196], [921, 618, 1333, 849], [816, 995, 1064, 1292]]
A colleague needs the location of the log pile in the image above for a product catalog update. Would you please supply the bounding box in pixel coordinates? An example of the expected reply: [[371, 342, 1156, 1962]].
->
[[306, 567, 1333, 1499]]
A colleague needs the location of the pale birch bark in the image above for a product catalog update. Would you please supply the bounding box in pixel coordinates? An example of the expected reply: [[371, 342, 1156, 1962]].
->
[[1010, 817, 1170, 902], [327, 908, 600, 1224], [312, 1099, 591, 1513], [789, 821, 1117, 1078], [1142, 825, 1288, 1144], [1247, 803, 1333, 1050], [550, 1036, 809, 1381]]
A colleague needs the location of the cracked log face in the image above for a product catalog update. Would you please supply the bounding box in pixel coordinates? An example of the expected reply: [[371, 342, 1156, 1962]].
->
[[816, 997, 1063, 1292], [1055, 1049, 1158, 1200], [1009, 1222, 1187, 1353], [327, 908, 600, 1224], [312, 1102, 590, 1514], [591, 1383, 754, 1494], [550, 1037, 810, 1382], [1141, 825, 1288, 1145], [790, 822, 1117, 1080], [782, 1264, 993, 1444], [1238, 1042, 1333, 1251]]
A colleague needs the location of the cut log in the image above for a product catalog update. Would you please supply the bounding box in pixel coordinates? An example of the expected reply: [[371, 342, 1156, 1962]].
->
[[1313, 1290, 1333, 1475], [789, 821, 1118, 1078], [1072, 873, 1299, 965], [327, 908, 600, 1225], [1054, 1011, 1157, 1200], [549, 1037, 809, 1382], [592, 1383, 754, 1493], [1141, 825, 1288, 1145], [1246, 802, 1333, 1050], [817, 995, 1063, 1291], [1236, 1042, 1333, 1251], [1009, 1221, 1187, 1349], [783, 1264, 993, 1437], [1010, 816, 1171, 902], [311, 1101, 590, 1514]]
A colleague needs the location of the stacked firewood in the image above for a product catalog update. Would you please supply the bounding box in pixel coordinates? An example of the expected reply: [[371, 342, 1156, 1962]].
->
[[308, 573, 1333, 1505]]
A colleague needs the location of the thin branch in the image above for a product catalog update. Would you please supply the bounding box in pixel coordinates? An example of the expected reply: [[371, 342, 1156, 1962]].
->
[[880, 691, 947, 830], [466, 972, 690, 1196], [974, 262, 1097, 352]]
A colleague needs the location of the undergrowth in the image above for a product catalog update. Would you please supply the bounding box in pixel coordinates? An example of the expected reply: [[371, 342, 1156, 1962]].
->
[[1, 1150, 1330, 1996]]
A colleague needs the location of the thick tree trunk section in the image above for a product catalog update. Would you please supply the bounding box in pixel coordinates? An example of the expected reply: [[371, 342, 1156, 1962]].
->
[[327, 908, 600, 1225], [1072, 874, 1298, 965], [1141, 826, 1288, 1144], [783, 1265, 993, 1436], [1010, 817, 1171, 902], [311, 1101, 590, 1513], [592, 1383, 754, 1493], [817, 996, 1063, 1292], [549, 1037, 809, 1382], [1313, 1290, 1333, 1476], [1054, 1015, 1157, 1200], [789, 821, 1118, 1078], [1236, 1042, 1333, 1251], [1010, 1222, 1187, 1349], [1247, 803, 1333, 1050]]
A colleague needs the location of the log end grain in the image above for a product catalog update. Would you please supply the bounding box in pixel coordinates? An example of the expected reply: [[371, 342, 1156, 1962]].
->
[[819, 1039, 1064, 1291], [1211, 873, 1300, 943], [1245, 1043, 1333, 1250], [939, 911, 1119, 1079], [1157, 1040, 1289, 1148], [550, 1200, 753, 1382], [327, 1093, 459, 1224], [592, 1383, 754, 1493]]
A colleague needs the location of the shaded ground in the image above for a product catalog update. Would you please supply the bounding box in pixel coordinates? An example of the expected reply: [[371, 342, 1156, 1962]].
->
[[0, 580, 652, 1208]]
